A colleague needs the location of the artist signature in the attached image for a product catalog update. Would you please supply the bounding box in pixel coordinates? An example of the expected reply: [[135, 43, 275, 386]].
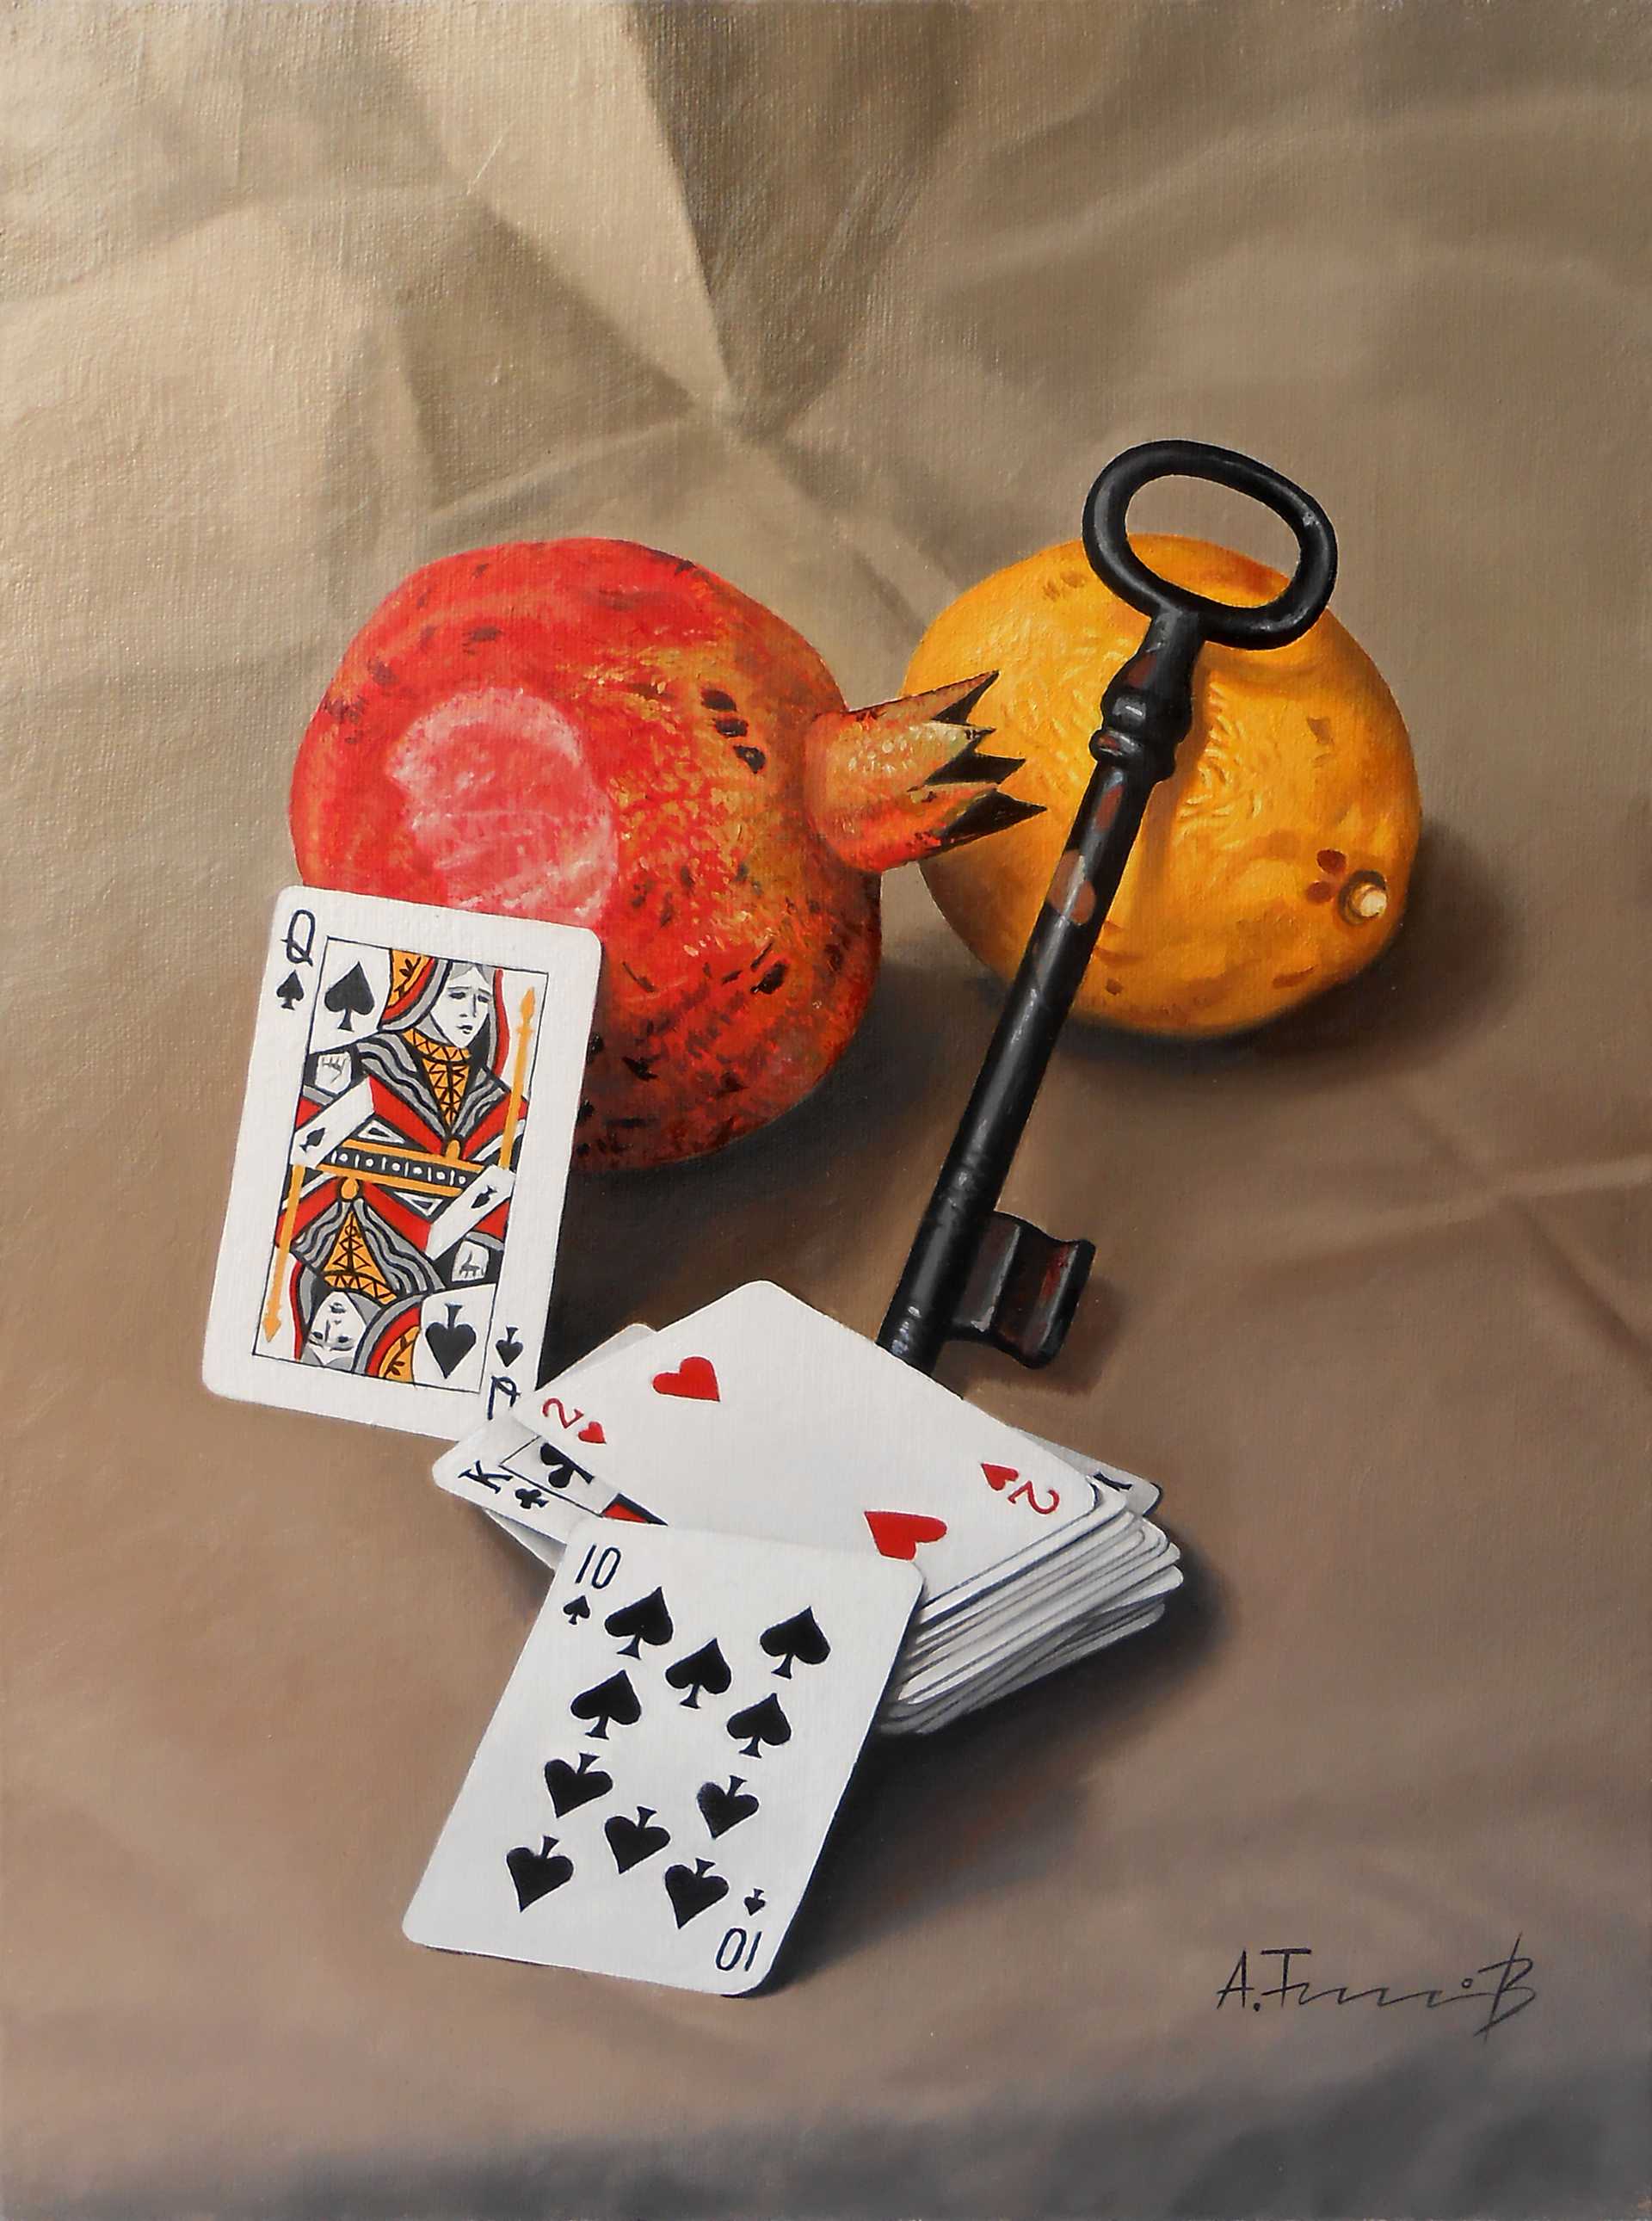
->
[[1217, 1938, 1535, 2038]]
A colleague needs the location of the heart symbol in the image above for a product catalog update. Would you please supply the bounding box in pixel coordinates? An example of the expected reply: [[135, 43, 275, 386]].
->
[[982, 1463, 1018, 1491], [864, 1508, 949, 1561], [652, 1356, 719, 1402], [578, 1420, 606, 1444]]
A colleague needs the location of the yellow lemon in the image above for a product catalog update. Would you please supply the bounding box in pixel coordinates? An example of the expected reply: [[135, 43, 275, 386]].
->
[[911, 534, 1421, 1035]]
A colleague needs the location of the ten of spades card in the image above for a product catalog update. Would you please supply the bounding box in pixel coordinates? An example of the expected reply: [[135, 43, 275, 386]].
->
[[203, 886, 599, 1437], [403, 1511, 921, 1993]]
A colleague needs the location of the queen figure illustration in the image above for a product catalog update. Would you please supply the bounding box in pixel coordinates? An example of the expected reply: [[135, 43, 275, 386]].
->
[[260, 949, 534, 1382]]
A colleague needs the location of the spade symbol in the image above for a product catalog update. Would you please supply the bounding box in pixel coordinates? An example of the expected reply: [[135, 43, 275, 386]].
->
[[663, 1858, 728, 1929], [759, 1607, 831, 1679], [275, 972, 305, 1011], [562, 1595, 591, 1624], [696, 1774, 759, 1839], [569, 1669, 641, 1741], [725, 1693, 792, 1760], [425, 1303, 477, 1379], [495, 1326, 523, 1367], [324, 962, 375, 1033], [543, 1752, 611, 1816], [604, 1587, 674, 1659], [506, 1835, 573, 1910], [604, 1805, 671, 1874], [664, 1638, 732, 1710], [744, 1889, 766, 1916]]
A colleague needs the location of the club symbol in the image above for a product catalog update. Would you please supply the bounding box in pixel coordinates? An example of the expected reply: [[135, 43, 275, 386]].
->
[[759, 1607, 831, 1679], [425, 1303, 477, 1379], [663, 1858, 728, 1929], [725, 1693, 792, 1760], [664, 1639, 732, 1710], [604, 1806, 671, 1873], [562, 1595, 592, 1624], [275, 972, 305, 1011], [544, 1752, 611, 1816], [506, 1835, 573, 1910], [696, 1775, 758, 1838], [604, 1587, 674, 1659], [539, 1444, 594, 1490], [569, 1669, 641, 1742], [324, 962, 374, 1033], [513, 1484, 551, 1511], [495, 1326, 524, 1367], [743, 1888, 766, 1916]]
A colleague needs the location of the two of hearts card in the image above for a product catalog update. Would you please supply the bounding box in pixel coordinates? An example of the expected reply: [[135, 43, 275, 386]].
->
[[206, 889, 1182, 1993]]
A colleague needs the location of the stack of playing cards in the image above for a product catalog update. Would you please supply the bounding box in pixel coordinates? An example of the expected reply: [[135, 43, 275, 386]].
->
[[434, 1284, 1181, 1735], [205, 888, 1182, 1991]]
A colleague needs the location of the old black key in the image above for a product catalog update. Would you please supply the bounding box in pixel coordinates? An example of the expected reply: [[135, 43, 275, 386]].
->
[[877, 439, 1338, 1375]]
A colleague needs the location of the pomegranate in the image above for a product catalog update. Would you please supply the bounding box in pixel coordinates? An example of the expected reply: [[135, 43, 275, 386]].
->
[[290, 538, 1036, 1167]]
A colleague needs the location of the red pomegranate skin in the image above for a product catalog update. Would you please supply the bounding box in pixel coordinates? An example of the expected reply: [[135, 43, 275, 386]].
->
[[290, 539, 1027, 1169]]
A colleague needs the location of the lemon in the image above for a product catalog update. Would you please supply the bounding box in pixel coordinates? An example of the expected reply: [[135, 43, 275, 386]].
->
[[911, 534, 1421, 1035]]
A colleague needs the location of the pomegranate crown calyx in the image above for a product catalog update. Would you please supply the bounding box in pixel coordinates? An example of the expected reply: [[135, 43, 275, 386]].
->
[[803, 671, 1042, 874]]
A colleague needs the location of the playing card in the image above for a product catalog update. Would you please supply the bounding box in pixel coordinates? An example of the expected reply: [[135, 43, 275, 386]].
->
[[204, 886, 600, 1438], [435, 1326, 658, 1561], [1025, 1431, 1162, 1517], [404, 1511, 920, 1993], [523, 1282, 1100, 1607]]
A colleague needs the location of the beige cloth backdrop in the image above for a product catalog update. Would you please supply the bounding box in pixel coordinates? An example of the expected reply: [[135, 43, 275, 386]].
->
[[3, 5, 1648, 2217]]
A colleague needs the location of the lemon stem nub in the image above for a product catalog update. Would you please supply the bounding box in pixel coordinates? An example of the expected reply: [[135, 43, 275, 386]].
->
[[1341, 871, 1389, 922]]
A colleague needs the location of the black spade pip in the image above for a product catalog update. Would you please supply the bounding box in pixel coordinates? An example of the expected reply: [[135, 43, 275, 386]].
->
[[663, 1638, 731, 1709], [604, 1587, 674, 1659], [759, 1607, 831, 1678], [544, 1752, 611, 1815], [569, 1670, 641, 1741], [324, 962, 374, 1033], [697, 1775, 759, 1837], [604, 1806, 671, 1873], [663, 1858, 728, 1928], [725, 1692, 792, 1758], [506, 1835, 572, 1910]]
